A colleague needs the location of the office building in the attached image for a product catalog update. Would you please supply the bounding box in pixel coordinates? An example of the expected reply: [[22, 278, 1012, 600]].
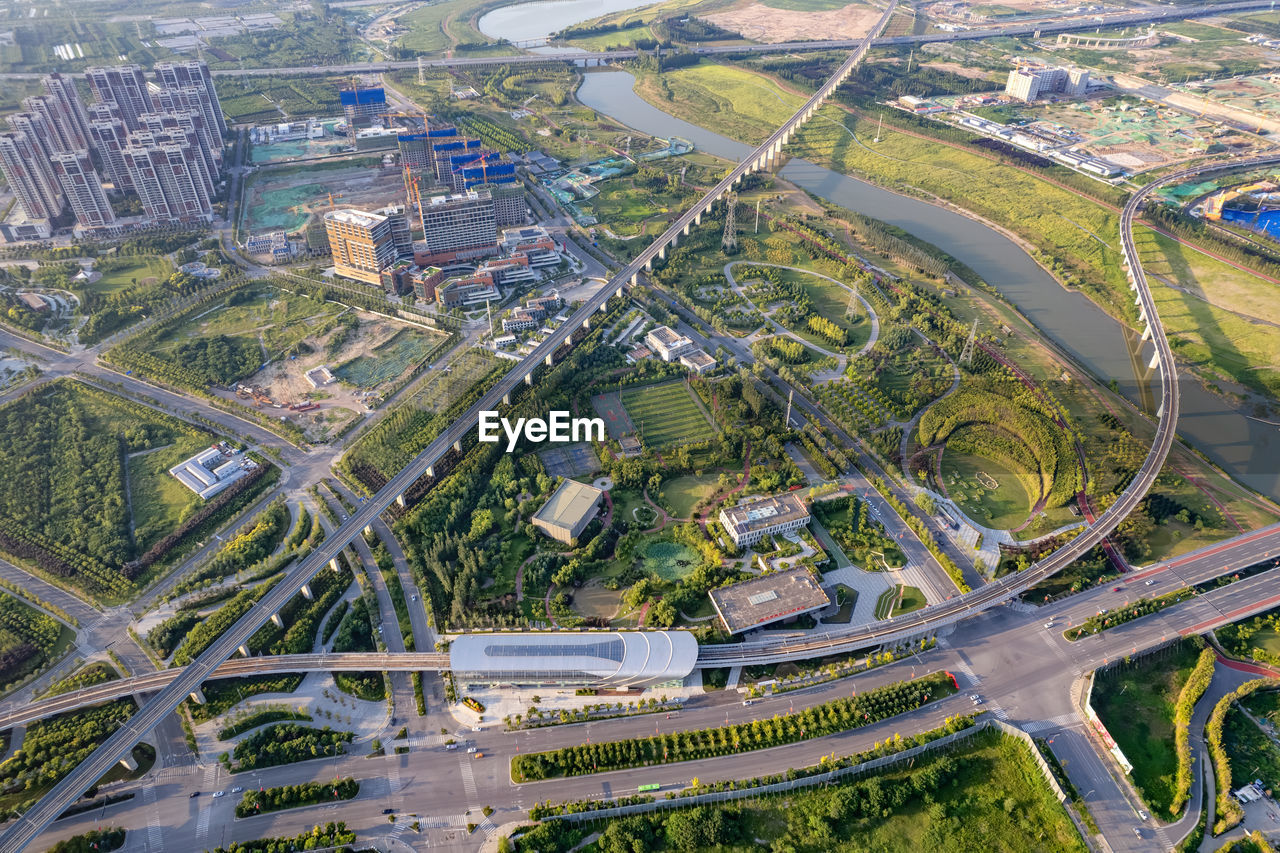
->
[[645, 325, 695, 362], [410, 265, 444, 302], [51, 151, 116, 230], [42, 73, 92, 152], [397, 132, 434, 176], [153, 61, 227, 136], [418, 189, 498, 264], [709, 568, 830, 634], [86, 65, 152, 132], [718, 493, 811, 548], [436, 272, 499, 308], [483, 182, 526, 227], [1005, 65, 1090, 102], [325, 207, 406, 286], [123, 136, 213, 223], [0, 131, 63, 221]]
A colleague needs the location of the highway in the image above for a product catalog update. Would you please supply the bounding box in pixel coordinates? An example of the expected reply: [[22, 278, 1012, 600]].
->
[[3, 519, 1277, 730], [0, 6, 912, 849]]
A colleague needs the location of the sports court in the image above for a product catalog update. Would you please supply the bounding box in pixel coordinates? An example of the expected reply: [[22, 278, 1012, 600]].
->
[[539, 443, 600, 479], [590, 391, 637, 441]]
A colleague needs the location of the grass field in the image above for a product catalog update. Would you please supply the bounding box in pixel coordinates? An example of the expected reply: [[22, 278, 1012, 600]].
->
[[566, 22, 653, 50], [620, 381, 717, 450], [661, 473, 720, 518], [641, 540, 700, 581], [394, 0, 516, 54], [128, 438, 221, 552], [942, 453, 1036, 531], [1225, 699, 1280, 790], [155, 286, 342, 364], [1091, 639, 1204, 816], [1136, 227, 1280, 401], [334, 329, 440, 388], [91, 257, 173, 295], [637, 63, 803, 144], [891, 584, 926, 616]]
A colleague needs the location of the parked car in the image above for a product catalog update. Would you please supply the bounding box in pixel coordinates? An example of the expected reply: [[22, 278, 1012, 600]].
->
[[213, 791, 224, 798]]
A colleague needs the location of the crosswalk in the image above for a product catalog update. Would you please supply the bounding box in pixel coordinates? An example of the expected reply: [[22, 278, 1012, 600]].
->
[[194, 765, 218, 842], [142, 782, 163, 851], [458, 757, 478, 802]]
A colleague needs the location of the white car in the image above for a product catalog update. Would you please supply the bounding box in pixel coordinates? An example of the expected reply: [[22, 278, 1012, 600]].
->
[[213, 791, 225, 798], [1044, 621, 1054, 629], [1145, 579, 1156, 586], [231, 787, 243, 794], [466, 746, 477, 753]]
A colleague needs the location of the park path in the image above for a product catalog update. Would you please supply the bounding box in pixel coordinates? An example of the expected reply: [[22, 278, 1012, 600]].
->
[[698, 444, 752, 537], [642, 487, 673, 529], [722, 261, 880, 379]]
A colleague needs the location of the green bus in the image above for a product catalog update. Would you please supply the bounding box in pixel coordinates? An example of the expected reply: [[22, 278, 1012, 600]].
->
[[637, 783, 660, 793]]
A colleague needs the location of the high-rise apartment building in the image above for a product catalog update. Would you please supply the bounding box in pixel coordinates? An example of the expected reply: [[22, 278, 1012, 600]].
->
[[0, 131, 64, 221], [1005, 65, 1090, 102], [88, 116, 133, 190], [122, 136, 213, 223], [139, 111, 219, 179], [153, 61, 227, 136], [51, 151, 116, 230], [42, 73, 92, 151], [418, 190, 498, 264], [86, 65, 152, 132], [325, 208, 406, 285], [22, 93, 89, 154]]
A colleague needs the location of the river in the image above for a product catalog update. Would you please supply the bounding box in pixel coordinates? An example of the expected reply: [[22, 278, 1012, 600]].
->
[[576, 70, 1280, 501], [478, 0, 655, 45]]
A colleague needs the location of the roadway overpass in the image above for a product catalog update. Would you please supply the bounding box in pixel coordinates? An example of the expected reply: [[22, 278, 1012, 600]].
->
[[4, 521, 1277, 731]]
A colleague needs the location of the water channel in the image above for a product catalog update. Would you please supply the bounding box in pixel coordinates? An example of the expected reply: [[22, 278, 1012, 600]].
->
[[576, 69, 1280, 501]]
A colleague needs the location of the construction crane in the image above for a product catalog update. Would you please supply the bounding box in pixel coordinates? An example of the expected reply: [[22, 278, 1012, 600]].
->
[[402, 165, 422, 212]]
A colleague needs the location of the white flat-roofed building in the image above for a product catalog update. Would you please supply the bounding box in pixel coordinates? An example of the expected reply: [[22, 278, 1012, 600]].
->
[[532, 478, 605, 544], [450, 630, 698, 688], [709, 568, 830, 634], [645, 325, 694, 362], [169, 446, 256, 500], [719, 492, 809, 547], [680, 349, 716, 374]]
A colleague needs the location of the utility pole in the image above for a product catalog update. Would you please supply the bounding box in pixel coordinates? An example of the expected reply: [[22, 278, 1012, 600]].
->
[[907, 48, 914, 74], [874, 113, 884, 144], [754, 198, 761, 233], [959, 318, 978, 366], [722, 192, 738, 252]]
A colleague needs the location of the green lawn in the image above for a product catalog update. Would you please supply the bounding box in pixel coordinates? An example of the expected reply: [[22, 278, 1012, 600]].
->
[[661, 473, 720, 518], [1091, 639, 1205, 815], [90, 257, 173, 294], [567, 22, 652, 50], [825, 583, 856, 623], [1224, 699, 1280, 790], [941, 452, 1036, 531], [621, 381, 717, 450], [154, 286, 343, 364], [128, 438, 216, 553], [891, 584, 926, 616]]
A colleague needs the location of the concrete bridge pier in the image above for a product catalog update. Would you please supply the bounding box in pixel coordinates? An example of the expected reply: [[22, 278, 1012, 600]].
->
[[1141, 325, 1152, 342], [189, 686, 206, 704], [544, 353, 554, 367], [694, 211, 702, 226], [300, 583, 312, 601], [658, 245, 666, 260], [682, 222, 690, 237], [238, 645, 251, 658], [502, 392, 510, 405], [1149, 351, 1161, 370], [330, 557, 342, 572], [118, 754, 138, 772], [426, 465, 434, 478], [615, 285, 624, 299], [524, 373, 533, 386], [582, 317, 590, 330], [395, 493, 406, 508], [363, 525, 373, 537], [270, 613, 284, 629], [453, 439, 463, 453], [644, 257, 653, 270]]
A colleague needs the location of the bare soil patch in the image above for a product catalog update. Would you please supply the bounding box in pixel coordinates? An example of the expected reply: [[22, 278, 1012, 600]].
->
[[702, 1, 880, 42]]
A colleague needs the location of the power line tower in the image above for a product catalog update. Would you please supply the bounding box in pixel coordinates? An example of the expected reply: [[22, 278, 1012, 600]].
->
[[722, 192, 738, 252], [845, 284, 860, 320], [959, 318, 978, 366]]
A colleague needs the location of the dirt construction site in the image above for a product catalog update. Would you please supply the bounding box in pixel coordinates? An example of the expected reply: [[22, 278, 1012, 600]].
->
[[702, 1, 882, 42], [214, 311, 446, 442], [241, 156, 407, 236]]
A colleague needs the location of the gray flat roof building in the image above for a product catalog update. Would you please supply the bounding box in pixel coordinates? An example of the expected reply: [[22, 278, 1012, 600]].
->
[[450, 631, 698, 688], [532, 479, 605, 544], [709, 568, 830, 635], [719, 492, 809, 547]]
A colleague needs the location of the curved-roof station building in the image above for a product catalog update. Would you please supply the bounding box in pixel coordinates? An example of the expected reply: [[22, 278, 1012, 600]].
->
[[449, 631, 698, 689]]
